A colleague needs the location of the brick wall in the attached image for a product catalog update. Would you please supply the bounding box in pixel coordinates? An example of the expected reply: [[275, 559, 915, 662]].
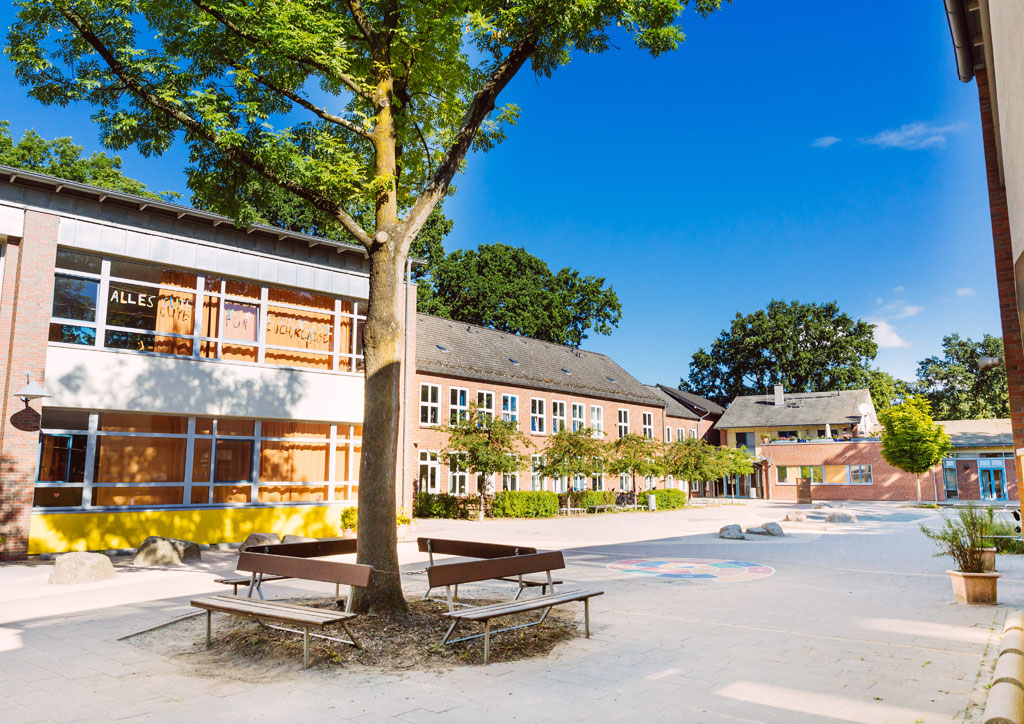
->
[[406, 373, 668, 496], [0, 211, 60, 560], [976, 67, 1024, 496]]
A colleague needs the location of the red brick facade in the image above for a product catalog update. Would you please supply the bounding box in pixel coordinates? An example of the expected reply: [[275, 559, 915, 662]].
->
[[976, 67, 1024, 496], [0, 211, 60, 560]]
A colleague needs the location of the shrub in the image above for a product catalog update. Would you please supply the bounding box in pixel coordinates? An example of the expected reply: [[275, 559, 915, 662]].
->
[[396, 509, 412, 526], [559, 490, 615, 510], [413, 492, 477, 519], [984, 507, 1024, 554], [492, 491, 560, 518], [340, 506, 358, 531], [643, 489, 688, 510], [920, 505, 989, 572]]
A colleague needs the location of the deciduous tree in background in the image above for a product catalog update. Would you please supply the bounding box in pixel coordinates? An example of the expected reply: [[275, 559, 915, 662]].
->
[[878, 397, 951, 502], [661, 438, 719, 486], [8, 0, 726, 611], [916, 333, 1008, 420], [605, 434, 662, 495], [539, 427, 605, 486]]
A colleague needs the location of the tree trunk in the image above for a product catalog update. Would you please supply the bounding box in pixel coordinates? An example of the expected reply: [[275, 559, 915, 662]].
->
[[352, 248, 409, 614], [916, 473, 922, 502]]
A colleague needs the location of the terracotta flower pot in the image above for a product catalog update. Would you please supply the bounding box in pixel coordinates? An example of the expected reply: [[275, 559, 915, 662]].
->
[[947, 570, 999, 604], [973, 547, 997, 572], [340, 529, 356, 540], [396, 524, 414, 541]]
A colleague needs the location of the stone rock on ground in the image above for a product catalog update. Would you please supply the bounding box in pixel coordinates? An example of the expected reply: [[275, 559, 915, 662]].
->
[[281, 534, 316, 544], [763, 522, 785, 537], [784, 511, 807, 522], [240, 532, 280, 550], [813, 503, 834, 509], [745, 526, 769, 535], [48, 552, 115, 584], [133, 536, 202, 566], [719, 524, 745, 540], [825, 512, 858, 524]]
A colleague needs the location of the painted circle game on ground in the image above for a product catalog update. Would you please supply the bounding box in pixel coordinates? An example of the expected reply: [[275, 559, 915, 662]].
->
[[608, 558, 775, 582]]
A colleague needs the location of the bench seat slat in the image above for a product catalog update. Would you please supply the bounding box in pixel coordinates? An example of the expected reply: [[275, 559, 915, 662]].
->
[[201, 594, 351, 619], [214, 574, 289, 585], [191, 596, 354, 626], [442, 589, 603, 621], [495, 576, 563, 587]]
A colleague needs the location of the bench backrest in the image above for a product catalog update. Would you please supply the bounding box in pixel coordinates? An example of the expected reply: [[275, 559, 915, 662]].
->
[[416, 537, 537, 559], [426, 550, 565, 589], [237, 551, 372, 588], [246, 537, 357, 558]]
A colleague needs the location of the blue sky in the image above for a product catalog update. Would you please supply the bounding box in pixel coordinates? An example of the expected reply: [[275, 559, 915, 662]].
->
[[0, 1, 998, 387]]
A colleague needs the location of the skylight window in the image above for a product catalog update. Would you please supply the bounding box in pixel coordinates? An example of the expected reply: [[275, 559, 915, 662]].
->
[[436, 344, 448, 352], [509, 358, 520, 365], [561, 368, 571, 375], [606, 376, 616, 383]]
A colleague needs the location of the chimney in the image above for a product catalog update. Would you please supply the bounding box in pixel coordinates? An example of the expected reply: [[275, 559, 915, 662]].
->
[[773, 384, 784, 407]]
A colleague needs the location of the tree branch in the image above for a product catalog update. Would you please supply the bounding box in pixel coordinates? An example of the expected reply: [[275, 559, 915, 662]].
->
[[399, 37, 537, 251], [61, 8, 372, 246], [187, 0, 372, 101], [344, 0, 380, 56], [236, 65, 373, 141]]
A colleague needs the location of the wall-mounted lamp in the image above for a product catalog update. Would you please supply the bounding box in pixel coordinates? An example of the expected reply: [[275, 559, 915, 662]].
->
[[979, 356, 1004, 372], [13, 371, 49, 404]]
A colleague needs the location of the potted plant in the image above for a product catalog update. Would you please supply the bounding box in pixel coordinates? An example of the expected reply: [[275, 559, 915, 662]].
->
[[339, 506, 358, 539], [396, 509, 414, 541], [920, 506, 999, 603]]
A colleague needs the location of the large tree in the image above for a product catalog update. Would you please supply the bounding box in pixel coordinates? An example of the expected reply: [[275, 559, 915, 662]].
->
[[417, 243, 621, 346], [878, 396, 951, 502], [681, 300, 878, 407], [8, 0, 727, 612], [0, 121, 176, 200], [866, 368, 914, 411], [915, 333, 1008, 420]]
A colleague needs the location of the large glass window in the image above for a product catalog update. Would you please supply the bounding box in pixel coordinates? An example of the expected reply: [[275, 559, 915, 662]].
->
[[552, 401, 566, 433], [449, 387, 469, 424], [477, 391, 495, 420], [420, 384, 440, 425], [419, 450, 439, 493], [530, 398, 546, 434], [617, 409, 629, 437], [642, 412, 654, 439], [49, 249, 367, 372], [571, 403, 585, 432], [502, 394, 518, 423]]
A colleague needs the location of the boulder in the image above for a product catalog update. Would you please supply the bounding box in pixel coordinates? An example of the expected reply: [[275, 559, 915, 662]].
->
[[745, 526, 769, 536], [783, 511, 807, 523], [240, 532, 281, 551], [48, 552, 115, 584], [825, 512, 858, 524], [281, 534, 316, 544], [133, 536, 202, 566], [763, 522, 785, 537], [719, 524, 745, 540], [813, 503, 832, 509]]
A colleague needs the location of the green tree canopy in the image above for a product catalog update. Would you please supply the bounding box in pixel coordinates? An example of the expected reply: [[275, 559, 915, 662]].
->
[[9, 0, 725, 612], [438, 403, 532, 497], [539, 427, 605, 481], [416, 243, 621, 347], [661, 438, 719, 482], [915, 333, 1008, 420], [681, 300, 878, 407], [604, 434, 662, 493], [866, 368, 914, 411], [878, 396, 952, 501], [0, 121, 176, 200]]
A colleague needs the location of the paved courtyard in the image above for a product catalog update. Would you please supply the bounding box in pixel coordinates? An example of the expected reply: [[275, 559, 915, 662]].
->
[[1, 501, 1020, 723]]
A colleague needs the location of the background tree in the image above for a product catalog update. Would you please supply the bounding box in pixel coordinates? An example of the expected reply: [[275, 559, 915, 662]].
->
[[438, 404, 532, 521], [0, 121, 176, 200], [866, 368, 914, 411], [539, 427, 605, 485], [10, 0, 724, 612], [604, 434, 662, 495], [915, 333, 1008, 419], [721, 446, 756, 480], [878, 397, 952, 502], [680, 300, 878, 407], [416, 243, 621, 347], [661, 438, 718, 487]]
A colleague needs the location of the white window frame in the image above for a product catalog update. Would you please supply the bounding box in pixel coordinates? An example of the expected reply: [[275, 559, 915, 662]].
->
[[448, 453, 468, 496], [552, 475, 567, 493], [502, 469, 519, 492], [644, 474, 655, 491], [689, 429, 697, 439], [618, 472, 630, 491], [617, 408, 630, 437], [552, 400, 567, 433], [530, 397, 546, 435], [590, 405, 603, 437], [418, 450, 439, 493], [531, 455, 545, 491], [419, 383, 440, 425], [677, 428, 685, 442], [847, 464, 873, 485], [571, 403, 585, 432], [477, 390, 495, 420], [449, 386, 469, 424], [502, 394, 519, 423], [642, 412, 654, 439], [591, 473, 604, 491], [665, 426, 671, 442]]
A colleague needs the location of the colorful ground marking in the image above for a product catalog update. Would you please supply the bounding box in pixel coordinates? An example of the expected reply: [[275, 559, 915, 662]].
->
[[607, 558, 775, 583]]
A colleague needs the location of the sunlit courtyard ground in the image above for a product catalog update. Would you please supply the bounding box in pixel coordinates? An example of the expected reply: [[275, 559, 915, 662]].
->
[[1, 501, 1018, 723]]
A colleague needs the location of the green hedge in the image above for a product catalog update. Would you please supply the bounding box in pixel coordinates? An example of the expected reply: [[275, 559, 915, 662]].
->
[[492, 491, 560, 518], [413, 492, 478, 519], [558, 490, 616, 509], [644, 488, 688, 510]]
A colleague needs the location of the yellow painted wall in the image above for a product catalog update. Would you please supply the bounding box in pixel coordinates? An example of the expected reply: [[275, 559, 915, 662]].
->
[[28, 503, 351, 554]]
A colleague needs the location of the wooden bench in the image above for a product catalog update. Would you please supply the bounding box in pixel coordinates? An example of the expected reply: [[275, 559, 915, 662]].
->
[[227, 537, 358, 602], [418, 538, 562, 601], [587, 504, 615, 514], [191, 594, 362, 669], [214, 574, 289, 597], [426, 550, 603, 664], [559, 506, 585, 516]]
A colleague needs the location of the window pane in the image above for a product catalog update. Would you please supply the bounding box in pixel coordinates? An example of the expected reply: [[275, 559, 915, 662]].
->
[[94, 437, 187, 483], [217, 419, 254, 436], [41, 409, 90, 431], [192, 438, 212, 483], [106, 283, 195, 336], [99, 413, 187, 434], [268, 287, 334, 311], [224, 280, 261, 299], [214, 439, 253, 482], [38, 434, 87, 482], [195, 418, 214, 435], [56, 249, 101, 274], [105, 329, 192, 356], [259, 441, 330, 482], [34, 487, 83, 507], [261, 421, 330, 438], [222, 302, 259, 342], [266, 306, 334, 352], [335, 445, 351, 481], [201, 296, 219, 340], [49, 323, 97, 346], [52, 275, 98, 321], [257, 485, 329, 503], [190, 486, 210, 504], [221, 344, 257, 362], [110, 260, 196, 288], [213, 485, 251, 503], [93, 486, 184, 506], [265, 349, 332, 370]]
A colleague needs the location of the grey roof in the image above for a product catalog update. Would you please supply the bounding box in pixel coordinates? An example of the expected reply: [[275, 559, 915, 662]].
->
[[655, 384, 725, 416], [715, 389, 875, 430], [416, 314, 663, 407], [646, 386, 699, 421], [939, 419, 1012, 448]]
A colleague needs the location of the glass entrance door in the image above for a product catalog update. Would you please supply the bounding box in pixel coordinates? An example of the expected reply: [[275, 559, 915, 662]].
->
[[980, 463, 1007, 501], [942, 460, 958, 500]]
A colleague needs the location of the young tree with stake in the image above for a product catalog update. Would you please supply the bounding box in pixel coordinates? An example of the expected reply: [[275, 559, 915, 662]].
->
[[878, 397, 951, 502]]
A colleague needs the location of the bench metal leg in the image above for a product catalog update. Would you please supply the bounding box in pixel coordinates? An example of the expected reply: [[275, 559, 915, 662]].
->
[[483, 620, 491, 665], [205, 610, 212, 648], [442, 619, 460, 644], [585, 598, 590, 638], [303, 626, 310, 669], [341, 620, 361, 650]]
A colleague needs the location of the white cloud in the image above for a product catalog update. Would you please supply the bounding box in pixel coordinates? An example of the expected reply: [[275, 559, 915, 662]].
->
[[812, 136, 841, 149], [872, 320, 912, 349], [875, 297, 884, 306], [892, 285, 905, 294], [896, 305, 923, 318], [860, 121, 967, 150], [956, 287, 976, 298]]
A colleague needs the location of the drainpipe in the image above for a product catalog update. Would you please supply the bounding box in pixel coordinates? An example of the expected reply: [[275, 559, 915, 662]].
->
[[401, 257, 412, 510]]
